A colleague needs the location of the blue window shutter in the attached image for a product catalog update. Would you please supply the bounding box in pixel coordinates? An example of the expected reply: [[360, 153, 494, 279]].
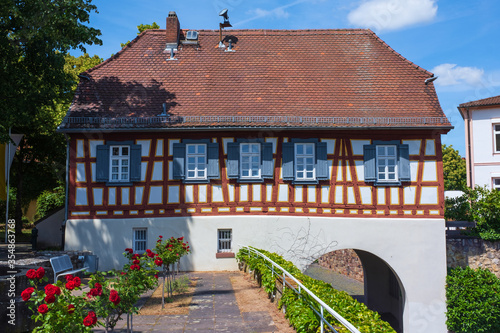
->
[[282, 143, 294, 180], [173, 143, 185, 179], [129, 144, 142, 182], [364, 145, 376, 182], [398, 144, 410, 182], [96, 145, 110, 182], [226, 142, 239, 178], [316, 142, 328, 180], [261, 142, 274, 179], [207, 143, 220, 179]]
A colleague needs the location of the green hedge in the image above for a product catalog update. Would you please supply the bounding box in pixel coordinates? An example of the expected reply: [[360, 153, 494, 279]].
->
[[237, 247, 395, 333], [446, 267, 500, 333]]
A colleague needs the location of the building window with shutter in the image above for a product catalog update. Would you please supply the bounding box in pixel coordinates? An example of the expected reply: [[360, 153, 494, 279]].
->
[[96, 141, 141, 186], [110, 146, 130, 182], [186, 144, 207, 180], [227, 140, 273, 182], [133, 228, 147, 254], [240, 143, 261, 179], [173, 140, 219, 183], [295, 143, 315, 181], [281, 139, 328, 183], [363, 141, 410, 185]]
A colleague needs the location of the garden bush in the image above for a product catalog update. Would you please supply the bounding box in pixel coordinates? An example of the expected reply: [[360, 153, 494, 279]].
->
[[237, 247, 395, 333], [446, 267, 500, 333], [36, 185, 65, 220]]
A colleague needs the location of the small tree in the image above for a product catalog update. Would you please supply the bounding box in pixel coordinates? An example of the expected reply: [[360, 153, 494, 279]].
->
[[153, 235, 190, 308], [442, 144, 467, 191]]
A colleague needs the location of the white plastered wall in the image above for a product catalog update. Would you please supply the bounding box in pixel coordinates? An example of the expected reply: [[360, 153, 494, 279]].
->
[[65, 215, 446, 333]]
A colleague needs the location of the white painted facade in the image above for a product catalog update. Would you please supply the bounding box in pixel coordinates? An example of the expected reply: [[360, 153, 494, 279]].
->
[[463, 105, 500, 188], [65, 215, 447, 333]]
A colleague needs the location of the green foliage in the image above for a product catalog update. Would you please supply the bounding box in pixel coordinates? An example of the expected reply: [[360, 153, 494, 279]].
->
[[237, 248, 395, 333], [172, 275, 190, 294], [446, 267, 500, 333], [121, 22, 160, 48], [0, 0, 102, 232], [35, 185, 65, 220], [442, 144, 467, 191], [445, 186, 500, 240]]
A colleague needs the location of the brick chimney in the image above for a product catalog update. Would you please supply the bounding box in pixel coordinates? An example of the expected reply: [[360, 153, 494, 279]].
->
[[165, 11, 180, 50]]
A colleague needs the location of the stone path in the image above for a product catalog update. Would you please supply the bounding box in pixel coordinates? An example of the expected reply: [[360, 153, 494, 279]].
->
[[94, 272, 278, 332]]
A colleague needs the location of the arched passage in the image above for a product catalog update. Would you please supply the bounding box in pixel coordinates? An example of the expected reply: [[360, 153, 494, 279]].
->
[[308, 249, 405, 333]]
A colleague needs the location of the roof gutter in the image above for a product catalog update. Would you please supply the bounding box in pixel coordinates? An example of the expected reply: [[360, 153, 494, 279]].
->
[[57, 125, 453, 134]]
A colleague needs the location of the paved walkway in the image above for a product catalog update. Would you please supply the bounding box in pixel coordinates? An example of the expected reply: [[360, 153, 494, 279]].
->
[[94, 272, 278, 332]]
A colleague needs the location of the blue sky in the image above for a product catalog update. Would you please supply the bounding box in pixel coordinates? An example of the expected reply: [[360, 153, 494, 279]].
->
[[77, 0, 500, 156]]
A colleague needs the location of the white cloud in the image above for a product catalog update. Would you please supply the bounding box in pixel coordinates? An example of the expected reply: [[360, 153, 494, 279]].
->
[[248, 7, 290, 20], [431, 64, 484, 87], [347, 0, 437, 32]]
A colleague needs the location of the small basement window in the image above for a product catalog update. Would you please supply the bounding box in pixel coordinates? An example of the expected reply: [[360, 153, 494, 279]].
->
[[133, 228, 147, 254], [216, 229, 235, 258]]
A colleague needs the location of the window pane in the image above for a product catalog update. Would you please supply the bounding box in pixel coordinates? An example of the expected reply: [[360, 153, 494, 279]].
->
[[187, 145, 195, 154], [388, 174, 395, 180], [197, 156, 205, 164], [188, 171, 195, 177], [198, 145, 205, 154], [198, 170, 205, 177], [305, 144, 313, 155], [112, 174, 118, 180], [122, 166, 128, 173], [242, 170, 249, 177], [377, 146, 384, 155], [306, 158, 313, 165], [241, 144, 249, 153], [251, 144, 259, 153], [387, 146, 395, 155], [122, 160, 128, 166], [122, 147, 129, 155], [113, 147, 119, 155], [296, 145, 303, 155], [297, 171, 304, 178], [112, 160, 118, 166], [306, 171, 314, 178], [121, 174, 127, 180], [497, 134, 500, 152]]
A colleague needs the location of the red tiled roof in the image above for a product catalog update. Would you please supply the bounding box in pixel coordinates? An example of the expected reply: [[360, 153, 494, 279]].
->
[[459, 95, 500, 108], [60, 29, 450, 131]]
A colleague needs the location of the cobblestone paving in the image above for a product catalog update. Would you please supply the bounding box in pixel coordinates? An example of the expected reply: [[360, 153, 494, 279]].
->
[[94, 272, 277, 332]]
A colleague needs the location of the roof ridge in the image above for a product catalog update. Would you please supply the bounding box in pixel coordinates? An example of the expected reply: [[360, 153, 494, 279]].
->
[[459, 94, 500, 107]]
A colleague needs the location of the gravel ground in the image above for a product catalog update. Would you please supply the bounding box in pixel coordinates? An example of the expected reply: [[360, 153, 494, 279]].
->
[[304, 263, 365, 301]]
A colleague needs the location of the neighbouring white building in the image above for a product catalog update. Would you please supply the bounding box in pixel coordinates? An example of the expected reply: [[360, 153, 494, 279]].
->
[[459, 95, 500, 189]]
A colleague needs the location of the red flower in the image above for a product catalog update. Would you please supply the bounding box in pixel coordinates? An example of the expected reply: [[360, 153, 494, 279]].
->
[[147, 252, 155, 258], [109, 290, 121, 305], [125, 248, 133, 254], [44, 294, 56, 304], [68, 304, 75, 314], [36, 267, 45, 279], [159, 235, 163, 238], [133, 259, 140, 264], [154, 274, 159, 279], [38, 304, 49, 314], [26, 269, 37, 279], [176, 253, 179, 256], [94, 283, 102, 291], [120, 271, 126, 275], [154, 258, 163, 266], [65, 280, 76, 290], [83, 311, 97, 326], [179, 236, 184, 240], [132, 254, 140, 260], [73, 276, 81, 288], [44, 284, 61, 296], [168, 248, 172, 252], [130, 264, 141, 271], [21, 287, 34, 301], [157, 239, 162, 243], [65, 274, 74, 282]]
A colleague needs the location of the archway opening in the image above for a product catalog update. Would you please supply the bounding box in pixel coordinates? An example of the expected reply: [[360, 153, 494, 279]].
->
[[305, 249, 405, 333]]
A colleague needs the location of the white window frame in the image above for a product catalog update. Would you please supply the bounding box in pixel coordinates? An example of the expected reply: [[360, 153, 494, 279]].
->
[[295, 143, 315, 181], [494, 124, 500, 153], [133, 228, 147, 254], [217, 229, 232, 253], [185, 143, 207, 180], [376, 145, 398, 183], [240, 143, 261, 179], [493, 178, 500, 191], [109, 145, 130, 182]]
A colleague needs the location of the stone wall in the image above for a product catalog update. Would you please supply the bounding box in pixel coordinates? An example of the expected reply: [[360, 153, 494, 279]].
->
[[316, 249, 364, 282], [447, 238, 500, 278]]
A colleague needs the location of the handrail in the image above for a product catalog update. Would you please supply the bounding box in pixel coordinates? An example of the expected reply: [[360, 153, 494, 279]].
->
[[238, 245, 361, 333]]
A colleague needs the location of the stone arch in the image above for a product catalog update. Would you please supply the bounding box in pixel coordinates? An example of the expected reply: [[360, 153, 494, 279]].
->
[[308, 248, 406, 333]]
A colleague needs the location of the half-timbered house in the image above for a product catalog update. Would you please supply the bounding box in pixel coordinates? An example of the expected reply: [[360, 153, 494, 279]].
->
[[58, 12, 451, 332]]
